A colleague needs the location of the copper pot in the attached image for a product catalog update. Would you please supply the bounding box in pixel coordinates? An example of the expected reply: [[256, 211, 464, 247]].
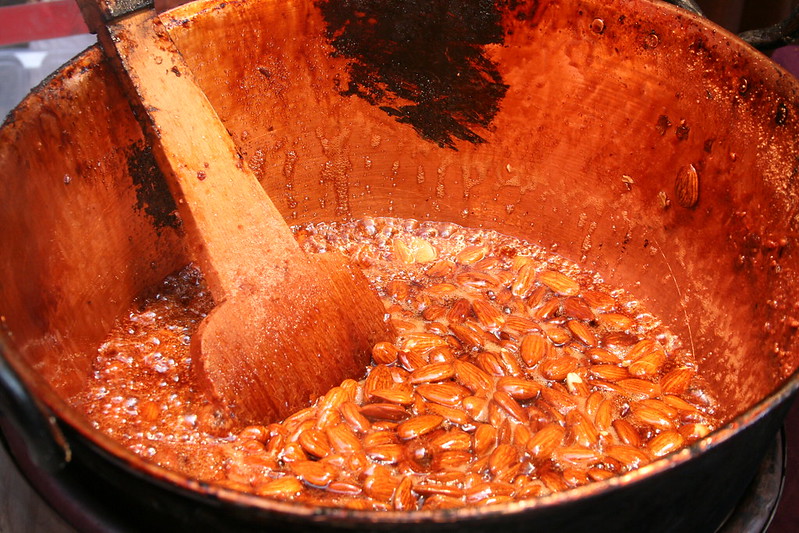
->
[[1, 0, 798, 530]]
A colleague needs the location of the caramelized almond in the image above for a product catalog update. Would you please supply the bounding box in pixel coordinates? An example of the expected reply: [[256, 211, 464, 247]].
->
[[422, 495, 466, 510], [456, 245, 489, 265], [371, 388, 415, 405], [327, 479, 363, 496], [567, 319, 597, 347], [594, 399, 616, 431], [660, 367, 695, 395], [566, 372, 590, 397], [618, 378, 660, 399], [496, 376, 542, 400], [492, 390, 529, 423], [502, 315, 541, 334], [425, 403, 471, 425], [396, 414, 444, 440], [465, 481, 516, 503], [511, 263, 538, 299], [400, 332, 450, 353], [527, 423, 565, 460], [584, 391, 605, 417], [566, 409, 599, 447], [598, 312, 633, 331], [612, 419, 642, 447], [292, 460, 338, 487], [446, 298, 473, 322], [628, 349, 666, 378], [679, 422, 712, 441], [413, 482, 465, 498], [363, 473, 399, 501], [477, 352, 508, 376], [450, 323, 486, 350], [453, 359, 493, 394], [256, 476, 304, 498], [472, 299, 505, 330], [586, 347, 621, 364], [360, 403, 409, 421], [562, 297, 595, 321], [624, 339, 659, 363], [538, 270, 580, 296], [605, 445, 650, 469], [540, 386, 578, 413], [325, 423, 363, 453], [497, 349, 524, 377], [539, 356, 580, 381], [371, 342, 400, 365], [364, 365, 395, 399], [529, 298, 560, 320], [647, 430, 685, 457], [539, 470, 569, 492], [520, 332, 554, 367], [433, 450, 473, 471], [393, 477, 418, 511], [551, 445, 601, 466], [630, 404, 675, 431], [488, 443, 519, 477], [582, 290, 616, 311], [339, 401, 371, 434], [416, 382, 471, 407], [365, 443, 405, 464], [410, 362, 455, 384], [430, 429, 473, 452], [398, 350, 428, 372], [542, 324, 572, 345], [462, 395, 490, 422], [513, 423, 534, 449], [426, 259, 456, 277], [298, 428, 331, 458], [473, 424, 499, 456]]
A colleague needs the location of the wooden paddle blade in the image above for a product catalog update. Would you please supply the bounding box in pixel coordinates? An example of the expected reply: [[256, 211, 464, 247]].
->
[[78, 3, 394, 426], [192, 253, 392, 425]]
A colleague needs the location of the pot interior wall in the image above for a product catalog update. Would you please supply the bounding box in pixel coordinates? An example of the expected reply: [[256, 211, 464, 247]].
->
[[2, 0, 799, 433]]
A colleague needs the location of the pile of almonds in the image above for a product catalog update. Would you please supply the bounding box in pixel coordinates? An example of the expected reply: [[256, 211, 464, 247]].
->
[[217, 218, 718, 510]]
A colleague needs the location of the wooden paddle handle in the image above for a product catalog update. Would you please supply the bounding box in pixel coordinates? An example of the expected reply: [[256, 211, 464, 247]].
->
[[76, 0, 153, 30], [76, 0, 304, 299]]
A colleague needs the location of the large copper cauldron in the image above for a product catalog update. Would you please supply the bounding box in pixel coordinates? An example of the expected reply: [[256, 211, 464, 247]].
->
[[1, 0, 799, 530]]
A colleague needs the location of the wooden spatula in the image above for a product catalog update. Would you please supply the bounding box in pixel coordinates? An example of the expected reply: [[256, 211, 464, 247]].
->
[[76, 0, 392, 425]]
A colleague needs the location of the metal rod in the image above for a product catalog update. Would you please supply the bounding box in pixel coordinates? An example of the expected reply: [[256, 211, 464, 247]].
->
[[738, 6, 799, 51], [661, 0, 704, 17]]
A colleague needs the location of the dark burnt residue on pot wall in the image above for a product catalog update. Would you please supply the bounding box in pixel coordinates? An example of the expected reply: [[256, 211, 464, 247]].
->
[[127, 142, 180, 231], [317, 0, 509, 149]]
